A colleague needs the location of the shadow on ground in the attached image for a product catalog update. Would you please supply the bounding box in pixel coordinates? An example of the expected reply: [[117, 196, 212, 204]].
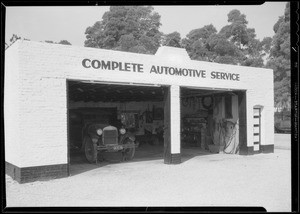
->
[[69, 143, 215, 176]]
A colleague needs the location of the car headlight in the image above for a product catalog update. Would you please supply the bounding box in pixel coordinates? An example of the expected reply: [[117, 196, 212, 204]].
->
[[119, 128, 126, 135], [96, 128, 103, 136]]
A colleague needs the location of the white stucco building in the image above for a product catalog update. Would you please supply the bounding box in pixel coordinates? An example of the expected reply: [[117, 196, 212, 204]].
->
[[5, 40, 274, 183]]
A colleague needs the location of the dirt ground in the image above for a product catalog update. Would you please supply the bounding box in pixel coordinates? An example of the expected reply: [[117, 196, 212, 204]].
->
[[4, 134, 291, 212]]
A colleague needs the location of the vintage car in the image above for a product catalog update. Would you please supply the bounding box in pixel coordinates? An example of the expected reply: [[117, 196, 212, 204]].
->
[[82, 122, 138, 163]]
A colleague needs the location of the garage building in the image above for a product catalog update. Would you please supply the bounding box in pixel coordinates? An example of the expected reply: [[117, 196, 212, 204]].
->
[[4, 40, 274, 183]]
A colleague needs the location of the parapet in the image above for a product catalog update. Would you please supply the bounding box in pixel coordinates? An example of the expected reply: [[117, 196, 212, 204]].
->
[[155, 46, 191, 63]]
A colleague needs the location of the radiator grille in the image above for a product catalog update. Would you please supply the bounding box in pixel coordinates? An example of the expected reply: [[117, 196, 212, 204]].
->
[[103, 129, 118, 145]]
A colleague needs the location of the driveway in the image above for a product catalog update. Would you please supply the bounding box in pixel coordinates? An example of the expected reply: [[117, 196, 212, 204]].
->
[[5, 134, 291, 212]]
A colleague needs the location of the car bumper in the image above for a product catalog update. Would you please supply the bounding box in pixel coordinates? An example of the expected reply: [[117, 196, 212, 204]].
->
[[97, 143, 139, 152]]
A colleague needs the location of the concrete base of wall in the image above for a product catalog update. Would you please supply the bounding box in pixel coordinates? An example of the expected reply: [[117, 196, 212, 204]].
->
[[239, 145, 274, 155], [260, 144, 274, 153], [164, 153, 181, 164], [5, 162, 68, 183], [239, 145, 254, 155], [170, 153, 181, 164]]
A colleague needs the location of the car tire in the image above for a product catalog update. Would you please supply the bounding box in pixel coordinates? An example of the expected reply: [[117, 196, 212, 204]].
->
[[84, 137, 97, 163]]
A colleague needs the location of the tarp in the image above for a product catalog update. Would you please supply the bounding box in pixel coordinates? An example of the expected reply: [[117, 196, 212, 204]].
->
[[223, 119, 239, 154]]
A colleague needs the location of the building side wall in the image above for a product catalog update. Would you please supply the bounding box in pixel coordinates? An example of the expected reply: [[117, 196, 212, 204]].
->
[[4, 42, 21, 166], [19, 77, 68, 167], [246, 70, 274, 148], [17, 43, 68, 167]]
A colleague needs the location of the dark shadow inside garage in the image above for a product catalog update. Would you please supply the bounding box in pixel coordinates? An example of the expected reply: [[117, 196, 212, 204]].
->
[[66, 80, 247, 176], [67, 80, 168, 175], [180, 87, 247, 160]]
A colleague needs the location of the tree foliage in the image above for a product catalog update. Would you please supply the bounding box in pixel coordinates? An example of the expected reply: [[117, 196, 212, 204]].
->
[[10, 34, 21, 42], [221, 9, 250, 47], [45, 40, 54, 43], [181, 24, 218, 61], [82, 5, 290, 110], [84, 7, 274, 68], [6, 34, 72, 50], [182, 10, 271, 67], [266, 2, 290, 110], [5, 34, 29, 49], [44, 40, 72, 45], [58, 40, 72, 45], [162, 31, 182, 48], [84, 6, 162, 54]]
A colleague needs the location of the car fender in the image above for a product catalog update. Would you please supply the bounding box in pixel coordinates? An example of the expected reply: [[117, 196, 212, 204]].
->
[[119, 132, 135, 144]]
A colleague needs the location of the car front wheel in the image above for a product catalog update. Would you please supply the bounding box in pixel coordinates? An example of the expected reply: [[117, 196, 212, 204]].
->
[[84, 137, 97, 163]]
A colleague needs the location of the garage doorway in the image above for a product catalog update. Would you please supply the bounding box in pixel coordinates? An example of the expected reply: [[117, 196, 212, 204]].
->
[[67, 80, 170, 175], [180, 87, 247, 160]]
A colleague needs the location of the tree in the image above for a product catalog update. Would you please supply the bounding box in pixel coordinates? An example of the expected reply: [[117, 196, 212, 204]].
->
[[207, 33, 242, 64], [84, 6, 162, 54], [182, 24, 218, 61], [5, 34, 29, 49], [222, 9, 250, 47], [183, 10, 268, 67], [162, 31, 181, 48], [44, 40, 72, 45], [266, 2, 290, 110], [260, 37, 272, 56], [274, 77, 291, 111], [45, 40, 54, 43], [182, 23, 245, 64], [218, 10, 268, 67], [58, 40, 72, 45], [10, 34, 21, 42]]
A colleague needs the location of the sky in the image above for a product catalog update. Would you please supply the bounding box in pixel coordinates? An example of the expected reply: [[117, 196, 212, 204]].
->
[[5, 2, 287, 47]]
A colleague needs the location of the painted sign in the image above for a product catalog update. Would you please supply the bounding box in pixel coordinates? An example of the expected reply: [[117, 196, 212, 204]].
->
[[82, 58, 240, 81]]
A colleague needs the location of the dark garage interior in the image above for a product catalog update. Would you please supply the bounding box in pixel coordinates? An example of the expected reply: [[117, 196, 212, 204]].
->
[[180, 87, 247, 156], [66, 80, 247, 176], [67, 80, 168, 171]]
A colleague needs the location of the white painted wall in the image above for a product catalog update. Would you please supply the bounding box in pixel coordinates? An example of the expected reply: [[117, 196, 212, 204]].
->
[[4, 40, 274, 167], [246, 72, 274, 147], [4, 42, 21, 166], [170, 85, 181, 154], [19, 77, 68, 167]]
